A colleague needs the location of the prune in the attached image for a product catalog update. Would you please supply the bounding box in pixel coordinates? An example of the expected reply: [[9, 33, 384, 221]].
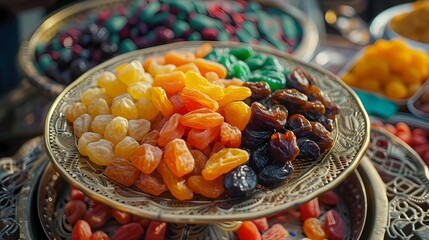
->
[[318, 115, 334, 132], [286, 68, 310, 92], [287, 114, 312, 137], [269, 131, 300, 166], [297, 138, 321, 160], [241, 128, 273, 149], [297, 100, 325, 121], [258, 163, 293, 188], [307, 122, 334, 153], [248, 143, 271, 173], [243, 81, 271, 100], [272, 89, 308, 108], [249, 102, 287, 131], [223, 165, 258, 198]]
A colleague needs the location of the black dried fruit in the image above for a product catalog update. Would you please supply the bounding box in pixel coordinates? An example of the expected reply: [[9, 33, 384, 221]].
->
[[258, 163, 294, 188], [241, 128, 273, 150], [297, 138, 320, 160], [224, 165, 258, 198], [248, 143, 271, 173], [318, 115, 334, 132]]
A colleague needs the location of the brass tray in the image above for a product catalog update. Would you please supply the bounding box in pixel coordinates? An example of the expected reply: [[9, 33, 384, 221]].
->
[[18, 0, 319, 97], [44, 41, 370, 223]]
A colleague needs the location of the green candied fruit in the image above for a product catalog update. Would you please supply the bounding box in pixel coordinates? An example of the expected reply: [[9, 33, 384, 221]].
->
[[261, 56, 285, 72], [219, 54, 238, 79], [119, 39, 137, 53], [139, 1, 161, 22], [232, 61, 251, 81], [204, 48, 225, 62], [229, 46, 254, 61], [172, 20, 190, 37], [105, 15, 127, 33], [187, 32, 202, 41], [249, 70, 286, 91], [35, 44, 46, 57], [245, 54, 267, 71]]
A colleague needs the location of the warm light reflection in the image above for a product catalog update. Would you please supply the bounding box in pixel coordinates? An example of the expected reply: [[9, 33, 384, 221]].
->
[[325, 10, 337, 24]]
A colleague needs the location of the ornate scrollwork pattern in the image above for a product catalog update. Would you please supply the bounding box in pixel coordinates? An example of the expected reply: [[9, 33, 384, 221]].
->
[[45, 42, 370, 223], [366, 128, 429, 240], [0, 137, 45, 239]]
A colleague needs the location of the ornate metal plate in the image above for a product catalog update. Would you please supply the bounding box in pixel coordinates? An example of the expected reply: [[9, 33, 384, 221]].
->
[[366, 127, 429, 239], [44, 41, 370, 223], [37, 163, 367, 240], [18, 0, 318, 97]]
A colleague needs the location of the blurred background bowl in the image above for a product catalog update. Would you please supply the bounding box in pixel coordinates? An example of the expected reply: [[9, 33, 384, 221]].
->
[[370, 2, 429, 52], [18, 0, 318, 98]]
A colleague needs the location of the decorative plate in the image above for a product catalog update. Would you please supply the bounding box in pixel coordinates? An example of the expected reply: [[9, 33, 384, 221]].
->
[[367, 127, 429, 239], [44, 41, 370, 223]]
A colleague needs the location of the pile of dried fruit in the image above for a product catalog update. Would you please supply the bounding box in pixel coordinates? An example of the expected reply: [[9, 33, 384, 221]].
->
[[341, 39, 429, 100], [66, 44, 338, 200]]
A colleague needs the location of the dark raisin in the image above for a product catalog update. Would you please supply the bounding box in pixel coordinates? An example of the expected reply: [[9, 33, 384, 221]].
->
[[269, 131, 300, 166], [258, 163, 294, 188], [223, 165, 258, 198], [243, 81, 271, 101], [318, 115, 334, 132], [297, 138, 320, 160], [248, 143, 271, 174], [287, 114, 312, 137], [241, 128, 273, 150], [249, 102, 287, 131]]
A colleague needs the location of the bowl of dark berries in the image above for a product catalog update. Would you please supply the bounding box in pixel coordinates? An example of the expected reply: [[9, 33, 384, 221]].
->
[[18, 0, 318, 97], [44, 41, 369, 223]]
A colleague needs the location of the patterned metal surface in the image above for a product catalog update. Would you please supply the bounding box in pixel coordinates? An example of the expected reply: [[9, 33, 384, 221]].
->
[[44, 41, 370, 223], [0, 137, 45, 240], [366, 127, 429, 240]]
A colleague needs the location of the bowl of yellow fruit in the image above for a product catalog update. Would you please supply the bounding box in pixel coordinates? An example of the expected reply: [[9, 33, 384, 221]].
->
[[339, 39, 429, 105]]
